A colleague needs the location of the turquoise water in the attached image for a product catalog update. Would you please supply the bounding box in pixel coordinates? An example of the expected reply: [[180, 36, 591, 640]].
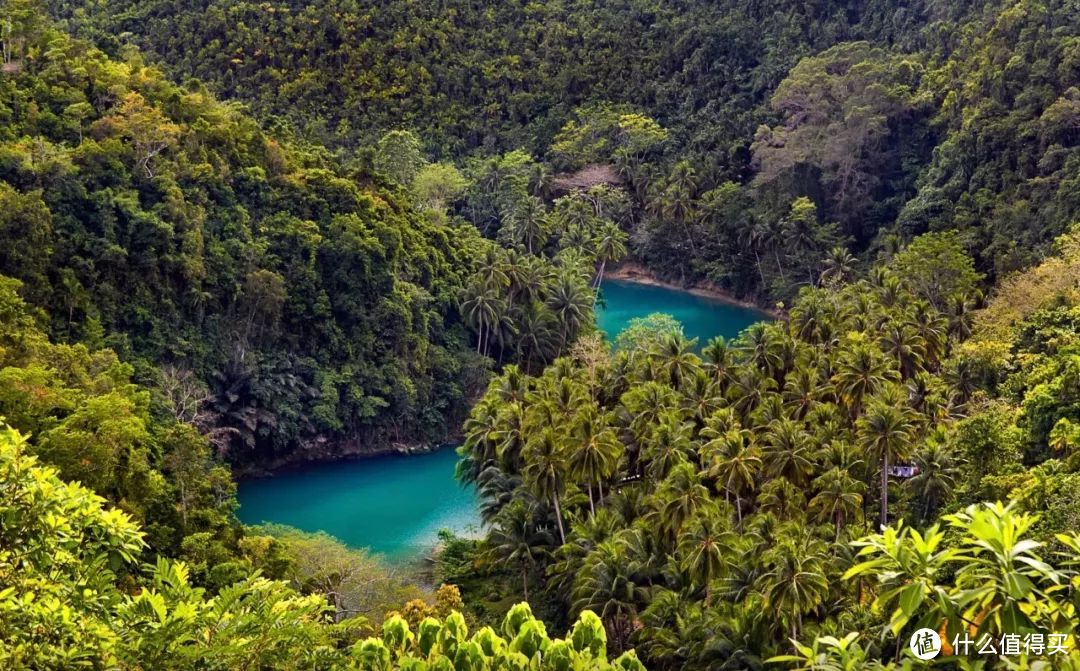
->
[[237, 280, 765, 561], [597, 279, 764, 346], [237, 448, 480, 561]]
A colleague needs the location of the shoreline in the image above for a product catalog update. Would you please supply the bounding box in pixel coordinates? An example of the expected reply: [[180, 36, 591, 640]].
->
[[232, 439, 455, 479], [603, 262, 782, 319]]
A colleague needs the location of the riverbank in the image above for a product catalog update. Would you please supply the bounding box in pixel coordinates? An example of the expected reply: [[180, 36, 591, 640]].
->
[[233, 436, 453, 478], [604, 262, 783, 319]]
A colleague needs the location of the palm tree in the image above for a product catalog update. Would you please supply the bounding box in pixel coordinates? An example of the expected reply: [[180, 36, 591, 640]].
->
[[650, 332, 700, 388], [677, 503, 732, 604], [527, 162, 552, 200], [758, 534, 830, 640], [493, 401, 527, 470], [808, 467, 865, 540], [857, 396, 915, 526], [704, 428, 761, 525], [701, 337, 734, 390], [552, 194, 596, 236], [782, 366, 832, 420], [653, 462, 710, 547], [487, 500, 553, 601], [514, 300, 559, 371], [516, 255, 553, 305], [592, 222, 628, 290], [641, 412, 694, 483], [762, 419, 816, 487], [568, 406, 623, 514], [740, 322, 784, 377], [681, 369, 724, 428], [752, 217, 786, 283], [821, 246, 857, 285], [909, 438, 958, 522], [522, 427, 570, 544], [458, 400, 500, 483], [501, 247, 529, 309], [572, 538, 642, 653], [460, 279, 504, 355], [476, 245, 509, 290], [545, 270, 594, 349], [878, 323, 927, 380], [832, 341, 897, 419]]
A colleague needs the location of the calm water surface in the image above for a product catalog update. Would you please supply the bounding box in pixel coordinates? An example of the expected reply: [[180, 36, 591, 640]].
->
[[597, 279, 764, 346], [237, 280, 765, 560], [238, 448, 480, 562]]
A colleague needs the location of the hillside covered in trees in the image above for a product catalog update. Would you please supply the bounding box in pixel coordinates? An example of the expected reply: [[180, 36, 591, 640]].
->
[[2, 0, 1080, 668], [50, 0, 1080, 302]]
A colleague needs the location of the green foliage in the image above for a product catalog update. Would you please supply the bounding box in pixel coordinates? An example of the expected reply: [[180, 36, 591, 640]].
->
[[0, 16, 487, 465], [803, 502, 1080, 668], [0, 277, 235, 556], [0, 424, 647, 669], [890, 232, 984, 310], [357, 604, 646, 670]]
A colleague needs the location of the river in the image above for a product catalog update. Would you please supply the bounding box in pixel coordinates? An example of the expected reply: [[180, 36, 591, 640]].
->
[[236, 279, 766, 561]]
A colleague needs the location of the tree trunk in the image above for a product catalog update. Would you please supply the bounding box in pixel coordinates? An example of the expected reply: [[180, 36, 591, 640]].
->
[[522, 565, 529, 602], [552, 492, 566, 544], [587, 483, 595, 516], [880, 452, 889, 527], [594, 259, 607, 290]]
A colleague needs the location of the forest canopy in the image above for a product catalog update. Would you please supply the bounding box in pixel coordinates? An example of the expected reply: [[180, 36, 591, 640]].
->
[[1, 0, 1080, 668]]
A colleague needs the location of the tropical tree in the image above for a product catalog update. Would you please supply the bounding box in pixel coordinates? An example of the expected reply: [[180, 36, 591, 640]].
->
[[676, 502, 732, 604], [593, 221, 629, 289], [487, 500, 553, 601], [572, 538, 643, 653], [522, 427, 571, 544], [857, 396, 915, 526], [758, 534, 830, 641], [908, 439, 958, 522], [568, 407, 623, 514], [546, 270, 595, 349], [703, 428, 761, 524], [808, 467, 865, 539]]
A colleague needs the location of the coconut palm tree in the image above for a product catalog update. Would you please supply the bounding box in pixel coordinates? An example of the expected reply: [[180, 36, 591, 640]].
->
[[821, 246, 857, 285], [641, 412, 694, 483], [592, 221, 628, 290], [572, 538, 642, 653], [704, 428, 761, 525], [909, 438, 958, 522], [808, 467, 865, 540], [460, 279, 504, 355], [568, 406, 623, 514], [514, 300, 559, 371], [545, 269, 594, 349], [487, 500, 553, 601], [758, 534, 830, 640], [652, 462, 710, 547], [832, 340, 897, 419], [522, 427, 570, 544], [701, 336, 735, 390], [762, 418, 816, 487], [878, 323, 927, 380], [650, 332, 700, 388], [857, 396, 915, 526], [677, 502, 732, 604]]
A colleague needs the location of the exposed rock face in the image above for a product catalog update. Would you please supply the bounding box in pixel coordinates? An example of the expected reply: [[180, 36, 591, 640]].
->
[[551, 164, 622, 192]]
